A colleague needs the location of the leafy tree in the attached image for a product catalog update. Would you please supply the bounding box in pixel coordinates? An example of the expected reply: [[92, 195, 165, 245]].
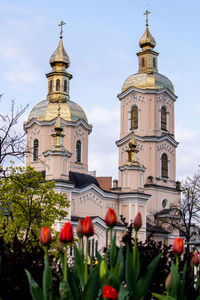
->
[[0, 165, 69, 248], [0, 97, 29, 172]]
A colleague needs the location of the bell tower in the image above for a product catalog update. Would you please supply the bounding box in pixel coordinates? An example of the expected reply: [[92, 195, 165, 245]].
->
[[116, 11, 181, 216]]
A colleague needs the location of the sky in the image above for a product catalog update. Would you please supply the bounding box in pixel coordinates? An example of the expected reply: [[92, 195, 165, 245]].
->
[[0, 0, 200, 181]]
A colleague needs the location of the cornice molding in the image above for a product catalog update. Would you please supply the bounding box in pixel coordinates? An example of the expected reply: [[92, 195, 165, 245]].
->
[[116, 133, 179, 148], [24, 118, 92, 133], [117, 86, 177, 101]]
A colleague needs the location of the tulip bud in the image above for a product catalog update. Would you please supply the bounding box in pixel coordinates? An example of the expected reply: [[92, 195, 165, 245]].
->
[[165, 272, 173, 290], [76, 219, 84, 237], [82, 216, 94, 237], [105, 208, 117, 228], [40, 227, 52, 246], [102, 285, 118, 300], [192, 251, 200, 266], [172, 237, 184, 255], [59, 222, 74, 243], [100, 260, 107, 279], [133, 212, 142, 231]]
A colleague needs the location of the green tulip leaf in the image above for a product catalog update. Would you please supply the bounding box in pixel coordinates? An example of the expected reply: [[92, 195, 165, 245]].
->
[[83, 264, 100, 300], [25, 269, 44, 300], [118, 285, 129, 300], [110, 232, 117, 268], [125, 245, 136, 292], [43, 256, 52, 300], [152, 293, 176, 300], [136, 253, 161, 299]]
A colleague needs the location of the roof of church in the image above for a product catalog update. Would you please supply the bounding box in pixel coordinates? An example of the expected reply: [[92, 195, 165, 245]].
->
[[122, 72, 174, 93], [69, 171, 100, 189], [71, 215, 124, 227], [28, 99, 88, 123], [146, 222, 169, 234]]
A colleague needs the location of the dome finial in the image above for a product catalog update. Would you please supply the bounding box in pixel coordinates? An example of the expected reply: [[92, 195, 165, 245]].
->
[[58, 21, 66, 39], [143, 9, 151, 27]]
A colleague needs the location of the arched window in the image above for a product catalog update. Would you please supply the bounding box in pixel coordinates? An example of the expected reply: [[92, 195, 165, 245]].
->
[[142, 57, 145, 67], [49, 80, 52, 92], [64, 80, 67, 92], [76, 140, 81, 163], [56, 79, 60, 91], [131, 105, 138, 130], [33, 139, 39, 161], [161, 153, 168, 178], [161, 106, 167, 130]]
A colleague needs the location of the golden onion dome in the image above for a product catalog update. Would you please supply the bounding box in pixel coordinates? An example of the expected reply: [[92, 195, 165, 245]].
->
[[139, 26, 156, 49], [28, 100, 88, 123], [122, 72, 174, 93], [50, 37, 70, 68]]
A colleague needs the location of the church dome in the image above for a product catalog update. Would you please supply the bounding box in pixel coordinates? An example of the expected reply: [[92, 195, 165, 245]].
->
[[122, 72, 174, 93], [49, 37, 70, 68], [139, 26, 156, 49], [28, 99, 88, 123]]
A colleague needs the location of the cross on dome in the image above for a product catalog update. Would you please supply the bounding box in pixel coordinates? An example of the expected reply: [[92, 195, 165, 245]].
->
[[143, 10, 151, 26], [58, 21, 66, 38]]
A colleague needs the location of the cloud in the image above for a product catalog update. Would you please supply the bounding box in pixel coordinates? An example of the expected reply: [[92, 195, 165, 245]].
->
[[88, 106, 120, 178], [176, 123, 200, 180]]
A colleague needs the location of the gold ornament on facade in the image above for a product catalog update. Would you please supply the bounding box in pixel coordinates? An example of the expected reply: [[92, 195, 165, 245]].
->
[[126, 129, 140, 166]]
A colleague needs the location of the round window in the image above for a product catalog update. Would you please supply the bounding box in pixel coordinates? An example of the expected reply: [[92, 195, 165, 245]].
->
[[162, 199, 168, 209]]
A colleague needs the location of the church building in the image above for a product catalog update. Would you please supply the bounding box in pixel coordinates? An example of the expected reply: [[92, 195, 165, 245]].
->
[[24, 14, 181, 251]]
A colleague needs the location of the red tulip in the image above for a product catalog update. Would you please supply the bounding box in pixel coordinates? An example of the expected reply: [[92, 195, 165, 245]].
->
[[105, 208, 117, 228], [40, 227, 52, 246], [172, 237, 184, 255], [133, 212, 142, 230], [77, 219, 84, 237], [192, 251, 199, 266], [82, 216, 94, 237], [59, 222, 74, 243], [102, 285, 118, 300]]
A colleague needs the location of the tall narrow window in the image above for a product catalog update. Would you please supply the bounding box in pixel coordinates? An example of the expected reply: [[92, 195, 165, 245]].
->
[[95, 240, 98, 256], [161, 106, 167, 130], [131, 105, 138, 130], [161, 153, 168, 178], [153, 57, 156, 68], [56, 79, 60, 91], [64, 80, 67, 92], [49, 80, 52, 92], [142, 57, 145, 67], [33, 139, 39, 161], [76, 140, 81, 163]]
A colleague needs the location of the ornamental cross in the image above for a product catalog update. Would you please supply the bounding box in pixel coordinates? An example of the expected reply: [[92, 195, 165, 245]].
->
[[144, 10, 151, 26], [58, 21, 66, 38]]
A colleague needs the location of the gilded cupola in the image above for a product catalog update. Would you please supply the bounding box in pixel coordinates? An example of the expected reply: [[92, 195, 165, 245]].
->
[[122, 11, 174, 93], [27, 22, 88, 125]]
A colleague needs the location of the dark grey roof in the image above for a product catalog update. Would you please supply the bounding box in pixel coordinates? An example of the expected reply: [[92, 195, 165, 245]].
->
[[71, 215, 124, 227], [146, 222, 169, 234], [156, 208, 175, 216], [69, 171, 100, 189]]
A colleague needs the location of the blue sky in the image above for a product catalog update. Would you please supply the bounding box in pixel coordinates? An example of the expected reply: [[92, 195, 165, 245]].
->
[[1, 0, 200, 180]]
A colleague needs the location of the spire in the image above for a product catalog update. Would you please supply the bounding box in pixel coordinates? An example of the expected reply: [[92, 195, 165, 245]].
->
[[137, 10, 158, 74], [46, 21, 72, 103], [49, 21, 70, 68], [126, 129, 140, 166], [139, 10, 156, 50]]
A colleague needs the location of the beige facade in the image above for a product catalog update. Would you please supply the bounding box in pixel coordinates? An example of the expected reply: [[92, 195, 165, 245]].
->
[[24, 19, 181, 251]]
